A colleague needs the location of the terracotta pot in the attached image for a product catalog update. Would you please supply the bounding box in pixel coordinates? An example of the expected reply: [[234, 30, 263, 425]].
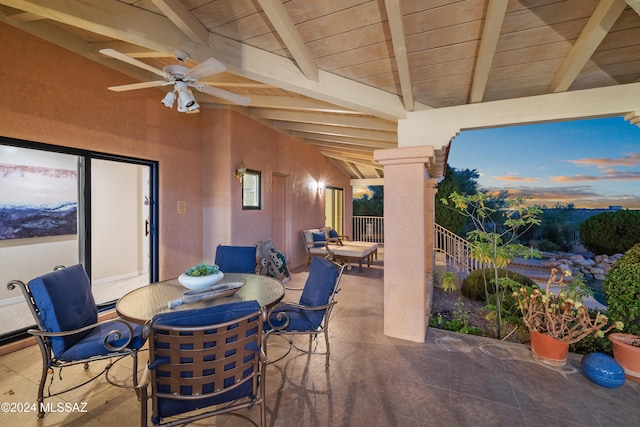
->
[[530, 331, 569, 366], [608, 333, 640, 382]]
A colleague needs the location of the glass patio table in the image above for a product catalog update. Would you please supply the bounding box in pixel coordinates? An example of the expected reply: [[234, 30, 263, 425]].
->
[[116, 273, 285, 324]]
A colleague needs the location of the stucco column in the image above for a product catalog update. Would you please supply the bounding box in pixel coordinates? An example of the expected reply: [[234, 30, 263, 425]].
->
[[425, 178, 439, 273], [374, 147, 436, 342]]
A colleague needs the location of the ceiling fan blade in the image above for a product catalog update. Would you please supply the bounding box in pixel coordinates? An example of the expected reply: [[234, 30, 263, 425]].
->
[[100, 48, 167, 78], [187, 57, 227, 80], [107, 81, 171, 92], [195, 84, 251, 106]]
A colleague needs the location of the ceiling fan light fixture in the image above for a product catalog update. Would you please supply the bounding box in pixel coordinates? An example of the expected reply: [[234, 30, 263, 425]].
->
[[176, 98, 187, 113], [161, 91, 176, 108], [186, 98, 200, 113], [103, 48, 245, 113], [180, 92, 196, 108], [175, 82, 196, 109]]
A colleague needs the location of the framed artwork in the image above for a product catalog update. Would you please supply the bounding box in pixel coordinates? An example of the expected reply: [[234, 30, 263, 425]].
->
[[242, 169, 261, 210], [0, 162, 78, 240]]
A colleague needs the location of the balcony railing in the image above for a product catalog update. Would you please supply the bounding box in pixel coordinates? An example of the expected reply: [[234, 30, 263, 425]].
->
[[350, 218, 483, 275], [352, 216, 384, 244], [434, 223, 488, 275]]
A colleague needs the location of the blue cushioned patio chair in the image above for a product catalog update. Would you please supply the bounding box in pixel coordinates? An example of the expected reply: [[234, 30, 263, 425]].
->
[[264, 256, 347, 368], [7, 264, 146, 418], [214, 245, 258, 273], [138, 301, 266, 427]]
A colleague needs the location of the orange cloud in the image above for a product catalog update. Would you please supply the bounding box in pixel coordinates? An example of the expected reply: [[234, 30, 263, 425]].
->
[[569, 152, 640, 168], [482, 185, 640, 209], [494, 175, 543, 182], [551, 171, 640, 182]]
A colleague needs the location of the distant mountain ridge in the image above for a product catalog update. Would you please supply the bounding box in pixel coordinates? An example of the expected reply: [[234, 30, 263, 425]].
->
[[0, 202, 77, 240]]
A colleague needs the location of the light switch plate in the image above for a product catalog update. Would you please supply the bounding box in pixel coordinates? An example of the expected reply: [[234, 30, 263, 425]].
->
[[177, 200, 187, 214]]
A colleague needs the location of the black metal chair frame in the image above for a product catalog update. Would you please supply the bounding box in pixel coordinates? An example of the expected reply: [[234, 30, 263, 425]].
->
[[138, 307, 267, 426], [7, 268, 142, 418], [264, 260, 347, 368]]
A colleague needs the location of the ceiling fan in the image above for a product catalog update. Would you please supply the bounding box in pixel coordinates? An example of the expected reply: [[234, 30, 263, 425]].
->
[[100, 48, 251, 113]]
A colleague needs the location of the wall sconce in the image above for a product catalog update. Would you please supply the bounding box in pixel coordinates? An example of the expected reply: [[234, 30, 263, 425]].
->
[[235, 162, 246, 184], [317, 181, 326, 194]]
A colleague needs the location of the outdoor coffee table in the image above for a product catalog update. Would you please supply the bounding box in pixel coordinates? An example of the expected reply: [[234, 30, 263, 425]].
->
[[332, 245, 372, 272], [116, 273, 285, 324]]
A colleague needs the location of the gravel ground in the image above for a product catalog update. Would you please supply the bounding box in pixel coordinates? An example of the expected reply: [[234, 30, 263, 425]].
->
[[431, 286, 528, 343]]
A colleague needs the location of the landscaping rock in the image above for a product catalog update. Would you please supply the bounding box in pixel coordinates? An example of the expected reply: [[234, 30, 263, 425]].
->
[[513, 251, 621, 283]]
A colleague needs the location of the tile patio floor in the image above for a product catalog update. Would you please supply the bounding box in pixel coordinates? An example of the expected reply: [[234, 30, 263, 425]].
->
[[1, 251, 639, 426]]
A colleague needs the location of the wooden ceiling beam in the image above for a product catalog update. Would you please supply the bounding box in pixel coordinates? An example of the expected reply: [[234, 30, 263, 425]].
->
[[344, 162, 364, 178], [149, 0, 209, 45], [625, 0, 640, 15], [351, 178, 384, 186], [0, 6, 41, 21], [300, 141, 374, 155], [316, 146, 373, 158], [90, 41, 171, 58], [291, 131, 396, 149], [549, 0, 627, 93], [199, 80, 272, 89], [321, 152, 383, 171], [250, 109, 397, 131], [304, 139, 373, 152], [384, 0, 414, 111], [247, 98, 358, 114], [327, 158, 356, 179], [0, 0, 405, 121], [272, 121, 397, 142], [256, 0, 318, 82], [469, 0, 508, 103], [345, 162, 365, 179]]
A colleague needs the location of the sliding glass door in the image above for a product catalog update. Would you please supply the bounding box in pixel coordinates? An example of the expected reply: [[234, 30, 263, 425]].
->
[[324, 187, 344, 235], [90, 159, 153, 306], [0, 145, 81, 336], [0, 139, 158, 342]]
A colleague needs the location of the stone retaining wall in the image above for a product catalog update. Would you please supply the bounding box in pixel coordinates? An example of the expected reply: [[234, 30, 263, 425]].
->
[[542, 253, 624, 281]]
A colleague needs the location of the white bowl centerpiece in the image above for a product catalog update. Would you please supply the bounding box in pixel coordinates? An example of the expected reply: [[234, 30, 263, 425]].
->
[[178, 262, 224, 290]]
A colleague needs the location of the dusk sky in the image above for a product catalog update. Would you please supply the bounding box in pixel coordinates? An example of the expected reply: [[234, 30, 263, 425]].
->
[[448, 117, 640, 209]]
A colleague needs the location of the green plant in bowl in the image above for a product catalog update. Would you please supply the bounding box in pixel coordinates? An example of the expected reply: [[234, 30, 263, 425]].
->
[[185, 262, 219, 277]]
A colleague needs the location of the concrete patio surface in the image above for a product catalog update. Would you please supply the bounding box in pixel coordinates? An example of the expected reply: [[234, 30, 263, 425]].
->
[[1, 250, 639, 426]]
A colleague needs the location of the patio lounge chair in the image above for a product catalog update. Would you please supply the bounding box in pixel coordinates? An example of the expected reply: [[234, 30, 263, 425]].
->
[[7, 264, 146, 418], [264, 256, 346, 368], [302, 227, 378, 271], [301, 228, 341, 263], [138, 300, 266, 426]]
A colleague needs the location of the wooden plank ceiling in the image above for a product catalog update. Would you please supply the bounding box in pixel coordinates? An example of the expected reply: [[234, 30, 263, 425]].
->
[[2, 0, 640, 180]]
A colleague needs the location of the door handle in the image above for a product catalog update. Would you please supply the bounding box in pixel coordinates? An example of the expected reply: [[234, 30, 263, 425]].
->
[[145, 219, 150, 236]]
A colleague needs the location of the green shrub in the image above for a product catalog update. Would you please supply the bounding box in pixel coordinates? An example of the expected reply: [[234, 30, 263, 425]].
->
[[542, 223, 574, 251], [538, 239, 561, 252], [579, 210, 640, 255], [603, 243, 640, 334], [569, 308, 616, 356], [462, 268, 537, 301]]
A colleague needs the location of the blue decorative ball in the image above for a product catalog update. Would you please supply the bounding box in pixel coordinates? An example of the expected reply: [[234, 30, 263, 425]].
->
[[581, 353, 625, 388]]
